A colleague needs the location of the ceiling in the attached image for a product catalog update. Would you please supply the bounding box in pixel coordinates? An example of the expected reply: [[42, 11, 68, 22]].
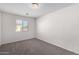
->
[[0, 3, 73, 18]]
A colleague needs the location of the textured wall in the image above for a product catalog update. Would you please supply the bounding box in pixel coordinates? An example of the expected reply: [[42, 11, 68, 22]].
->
[[1, 12, 36, 44], [36, 4, 79, 54]]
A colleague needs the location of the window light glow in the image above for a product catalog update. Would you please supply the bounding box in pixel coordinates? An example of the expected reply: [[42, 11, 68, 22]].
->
[[16, 20, 28, 32]]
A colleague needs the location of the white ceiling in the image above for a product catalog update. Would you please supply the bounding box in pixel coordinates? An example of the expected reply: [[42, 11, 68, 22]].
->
[[0, 3, 73, 18]]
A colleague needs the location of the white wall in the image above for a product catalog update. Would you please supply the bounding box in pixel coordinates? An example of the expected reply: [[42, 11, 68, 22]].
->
[[1, 12, 36, 44], [36, 4, 79, 54], [0, 12, 1, 45]]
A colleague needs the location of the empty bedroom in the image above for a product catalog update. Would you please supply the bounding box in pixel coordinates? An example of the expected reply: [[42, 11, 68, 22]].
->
[[0, 3, 79, 55]]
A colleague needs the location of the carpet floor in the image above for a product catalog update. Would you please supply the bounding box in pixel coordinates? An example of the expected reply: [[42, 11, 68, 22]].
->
[[0, 38, 77, 55]]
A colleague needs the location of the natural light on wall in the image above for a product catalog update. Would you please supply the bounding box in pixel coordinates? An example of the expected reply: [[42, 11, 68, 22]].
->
[[16, 20, 28, 32]]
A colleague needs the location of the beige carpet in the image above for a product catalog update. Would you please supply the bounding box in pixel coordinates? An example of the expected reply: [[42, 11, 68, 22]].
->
[[0, 38, 77, 55]]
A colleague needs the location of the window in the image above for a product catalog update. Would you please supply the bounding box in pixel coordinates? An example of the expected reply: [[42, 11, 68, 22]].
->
[[16, 20, 28, 32]]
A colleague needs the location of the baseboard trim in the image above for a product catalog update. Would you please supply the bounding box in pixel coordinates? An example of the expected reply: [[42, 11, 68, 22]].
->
[[1, 38, 36, 46], [36, 38, 78, 55]]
